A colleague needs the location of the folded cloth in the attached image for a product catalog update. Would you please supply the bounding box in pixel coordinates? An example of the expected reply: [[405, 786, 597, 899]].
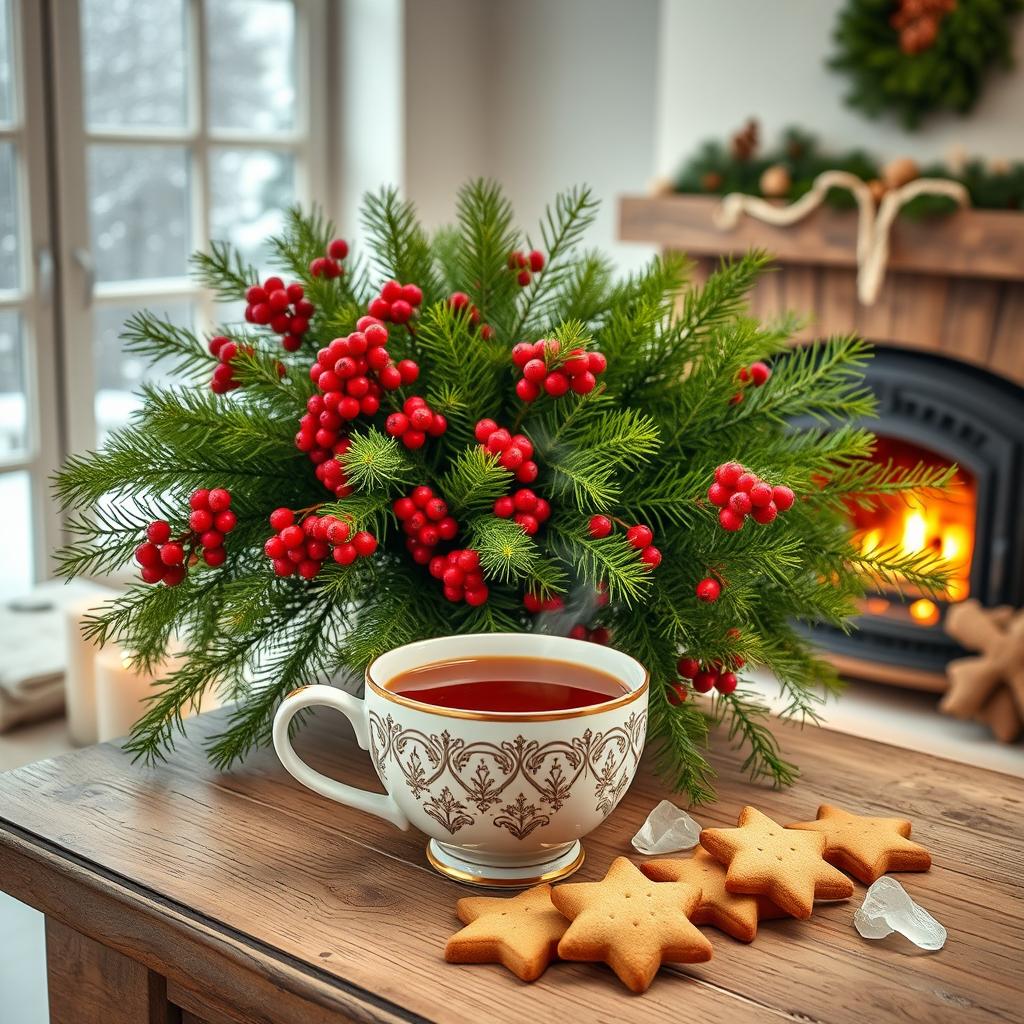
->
[[0, 579, 119, 733]]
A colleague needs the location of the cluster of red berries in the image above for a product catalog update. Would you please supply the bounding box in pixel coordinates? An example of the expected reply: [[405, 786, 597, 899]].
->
[[696, 576, 722, 602], [508, 249, 545, 287], [244, 276, 315, 353], [309, 238, 348, 279], [708, 462, 795, 531], [493, 488, 550, 536], [474, 420, 539, 483], [730, 360, 771, 405], [264, 508, 377, 579], [367, 280, 423, 325], [588, 516, 661, 570], [136, 488, 236, 586], [674, 654, 740, 699], [448, 292, 494, 341], [523, 591, 564, 613], [511, 340, 607, 402], [393, 485, 459, 565], [385, 396, 448, 450], [208, 336, 248, 393], [568, 624, 611, 645], [427, 549, 488, 605]]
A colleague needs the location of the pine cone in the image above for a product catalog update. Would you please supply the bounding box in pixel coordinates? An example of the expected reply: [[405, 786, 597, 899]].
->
[[730, 119, 759, 162]]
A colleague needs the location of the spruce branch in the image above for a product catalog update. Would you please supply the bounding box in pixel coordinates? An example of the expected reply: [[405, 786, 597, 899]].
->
[[341, 428, 416, 491], [715, 689, 800, 788], [190, 240, 257, 301]]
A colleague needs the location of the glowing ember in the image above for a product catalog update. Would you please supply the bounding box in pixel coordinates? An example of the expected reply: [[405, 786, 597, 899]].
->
[[908, 598, 940, 626]]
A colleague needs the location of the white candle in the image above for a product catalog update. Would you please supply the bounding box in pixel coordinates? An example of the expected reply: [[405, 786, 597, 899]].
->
[[63, 597, 110, 746], [94, 647, 219, 744]]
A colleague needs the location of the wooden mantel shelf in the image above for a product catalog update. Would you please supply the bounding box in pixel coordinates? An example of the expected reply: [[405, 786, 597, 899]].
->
[[619, 194, 1024, 284]]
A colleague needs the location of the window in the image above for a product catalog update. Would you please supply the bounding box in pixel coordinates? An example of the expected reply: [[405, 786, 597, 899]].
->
[[0, 0, 329, 593]]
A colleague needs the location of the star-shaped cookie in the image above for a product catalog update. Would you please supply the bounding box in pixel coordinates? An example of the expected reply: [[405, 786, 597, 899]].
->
[[551, 856, 712, 993], [787, 804, 931, 884], [700, 806, 853, 919], [640, 847, 788, 942], [444, 883, 567, 982]]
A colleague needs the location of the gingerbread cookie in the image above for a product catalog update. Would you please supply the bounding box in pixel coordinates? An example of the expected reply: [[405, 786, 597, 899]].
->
[[551, 856, 712, 993], [444, 883, 567, 982], [700, 806, 853, 919], [787, 804, 931, 884], [640, 847, 787, 942]]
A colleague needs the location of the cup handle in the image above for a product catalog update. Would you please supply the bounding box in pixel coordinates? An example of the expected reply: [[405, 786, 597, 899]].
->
[[272, 684, 410, 830]]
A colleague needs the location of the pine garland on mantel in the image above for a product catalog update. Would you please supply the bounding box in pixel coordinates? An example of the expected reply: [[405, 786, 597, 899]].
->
[[55, 180, 952, 803]]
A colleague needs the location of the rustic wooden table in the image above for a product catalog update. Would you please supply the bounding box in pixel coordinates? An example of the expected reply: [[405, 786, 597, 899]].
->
[[1, 708, 1021, 1024]]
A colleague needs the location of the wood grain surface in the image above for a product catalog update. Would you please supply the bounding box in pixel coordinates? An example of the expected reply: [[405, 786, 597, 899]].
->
[[1, 708, 1022, 1024]]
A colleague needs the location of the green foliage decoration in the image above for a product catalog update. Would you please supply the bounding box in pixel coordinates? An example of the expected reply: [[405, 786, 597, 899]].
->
[[55, 180, 953, 803]]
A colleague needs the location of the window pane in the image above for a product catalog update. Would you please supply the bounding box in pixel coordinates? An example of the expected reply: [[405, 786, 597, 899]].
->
[[0, 0, 13, 125], [94, 301, 192, 444], [0, 470, 32, 596], [0, 141, 18, 290], [209, 148, 294, 272], [0, 309, 25, 457], [206, 0, 296, 133], [88, 145, 191, 284], [81, 0, 188, 129]]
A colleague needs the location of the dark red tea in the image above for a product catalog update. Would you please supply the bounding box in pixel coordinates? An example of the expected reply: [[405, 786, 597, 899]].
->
[[384, 656, 627, 713]]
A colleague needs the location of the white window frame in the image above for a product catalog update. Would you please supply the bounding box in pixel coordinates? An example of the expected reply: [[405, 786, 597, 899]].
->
[[49, 0, 329, 450], [0, 0, 63, 583]]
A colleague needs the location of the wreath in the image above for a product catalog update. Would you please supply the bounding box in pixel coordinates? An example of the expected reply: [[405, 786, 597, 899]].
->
[[829, 0, 1022, 129]]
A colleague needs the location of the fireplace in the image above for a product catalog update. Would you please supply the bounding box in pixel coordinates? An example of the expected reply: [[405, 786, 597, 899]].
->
[[619, 192, 1024, 688], [807, 348, 1024, 689]]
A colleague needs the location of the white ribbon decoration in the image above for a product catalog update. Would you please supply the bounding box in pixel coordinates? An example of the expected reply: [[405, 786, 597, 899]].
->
[[714, 170, 970, 305]]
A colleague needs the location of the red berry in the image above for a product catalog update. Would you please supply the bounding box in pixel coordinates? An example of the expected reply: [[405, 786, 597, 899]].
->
[[437, 517, 458, 540], [135, 542, 161, 567], [669, 682, 688, 705], [448, 291, 470, 312], [589, 626, 610, 645], [199, 530, 223, 549], [515, 513, 539, 535], [418, 524, 440, 547], [379, 365, 402, 390], [190, 489, 210, 510], [203, 546, 227, 567], [692, 670, 718, 694], [696, 578, 721, 602], [411, 485, 433, 508], [512, 489, 537, 513], [749, 361, 771, 386], [403, 429, 426, 450], [735, 472, 758, 493], [328, 238, 349, 260], [160, 542, 185, 566], [390, 299, 413, 323], [465, 586, 489, 607], [523, 592, 542, 613], [397, 359, 419, 384], [677, 657, 700, 678], [245, 286, 266, 304], [189, 509, 214, 533], [140, 565, 166, 584], [456, 550, 479, 572], [589, 514, 613, 538], [640, 545, 662, 568], [707, 482, 731, 507], [271, 557, 294, 576], [719, 508, 745, 532], [516, 461, 539, 484], [716, 671, 738, 695], [475, 418, 498, 442], [626, 524, 653, 549], [533, 498, 550, 522], [368, 297, 391, 320], [517, 269, 531, 287], [208, 488, 231, 512], [385, 412, 409, 437], [424, 497, 447, 521], [523, 358, 547, 383], [147, 520, 171, 544], [772, 485, 795, 511], [494, 495, 515, 518], [500, 446, 524, 470], [381, 280, 403, 303], [570, 371, 597, 394], [162, 565, 187, 587], [543, 372, 569, 397], [295, 559, 319, 580], [333, 543, 358, 566], [428, 413, 447, 437], [752, 502, 778, 525], [280, 525, 305, 549], [512, 343, 534, 367], [749, 481, 773, 507], [326, 520, 351, 544], [269, 507, 294, 531], [728, 491, 752, 516], [353, 531, 378, 557], [409, 406, 433, 431], [716, 462, 744, 487], [569, 624, 588, 641], [516, 378, 540, 402], [485, 428, 511, 453], [401, 283, 423, 306]]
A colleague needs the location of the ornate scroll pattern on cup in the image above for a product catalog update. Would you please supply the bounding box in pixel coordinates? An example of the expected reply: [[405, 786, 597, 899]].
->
[[368, 710, 647, 836]]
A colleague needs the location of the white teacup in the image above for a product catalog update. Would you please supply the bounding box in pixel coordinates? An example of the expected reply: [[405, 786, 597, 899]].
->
[[272, 633, 649, 886]]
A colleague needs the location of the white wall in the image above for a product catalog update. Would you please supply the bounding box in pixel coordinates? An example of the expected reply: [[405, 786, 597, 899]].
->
[[401, 0, 660, 272], [655, 0, 1024, 177]]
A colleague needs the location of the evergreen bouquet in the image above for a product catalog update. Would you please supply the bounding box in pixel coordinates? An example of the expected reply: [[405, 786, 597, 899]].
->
[[56, 181, 951, 803]]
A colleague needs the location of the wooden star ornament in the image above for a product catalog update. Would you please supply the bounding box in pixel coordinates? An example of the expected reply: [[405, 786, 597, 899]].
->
[[640, 847, 787, 942], [551, 856, 712, 993], [444, 883, 567, 982], [787, 804, 931, 884], [700, 806, 854, 919]]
